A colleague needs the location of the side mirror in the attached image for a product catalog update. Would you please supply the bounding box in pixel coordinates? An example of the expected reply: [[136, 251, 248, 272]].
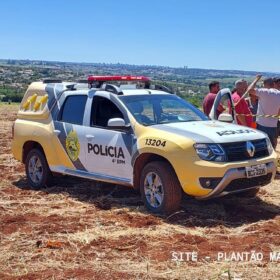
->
[[218, 113, 233, 123], [107, 118, 130, 130]]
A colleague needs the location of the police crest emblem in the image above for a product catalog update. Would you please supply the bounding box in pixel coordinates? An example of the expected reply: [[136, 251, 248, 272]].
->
[[66, 130, 80, 161]]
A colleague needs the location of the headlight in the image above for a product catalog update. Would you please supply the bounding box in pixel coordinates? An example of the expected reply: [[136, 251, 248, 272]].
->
[[265, 137, 274, 155], [194, 143, 226, 162]]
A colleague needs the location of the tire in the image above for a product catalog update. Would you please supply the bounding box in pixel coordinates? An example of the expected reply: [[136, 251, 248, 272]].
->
[[140, 161, 182, 214], [25, 148, 53, 189], [235, 188, 260, 198]]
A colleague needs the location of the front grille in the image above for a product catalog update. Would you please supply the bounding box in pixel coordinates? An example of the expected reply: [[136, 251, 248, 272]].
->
[[221, 139, 269, 162], [223, 173, 272, 192]]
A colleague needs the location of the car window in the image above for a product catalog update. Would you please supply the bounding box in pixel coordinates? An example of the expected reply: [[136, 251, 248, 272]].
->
[[60, 95, 87, 125], [160, 99, 203, 123], [91, 96, 124, 128], [123, 99, 155, 125], [120, 94, 207, 126]]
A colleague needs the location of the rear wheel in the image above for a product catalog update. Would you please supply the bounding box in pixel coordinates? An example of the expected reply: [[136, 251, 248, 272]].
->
[[25, 148, 53, 189], [140, 161, 182, 214]]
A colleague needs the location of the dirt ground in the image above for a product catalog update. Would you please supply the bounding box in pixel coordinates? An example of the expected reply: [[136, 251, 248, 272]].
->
[[0, 104, 279, 280]]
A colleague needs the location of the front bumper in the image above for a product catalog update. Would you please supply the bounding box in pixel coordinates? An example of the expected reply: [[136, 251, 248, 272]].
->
[[197, 161, 276, 199]]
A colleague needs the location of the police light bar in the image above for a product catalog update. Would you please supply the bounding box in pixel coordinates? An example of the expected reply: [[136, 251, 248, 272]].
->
[[88, 75, 150, 83]]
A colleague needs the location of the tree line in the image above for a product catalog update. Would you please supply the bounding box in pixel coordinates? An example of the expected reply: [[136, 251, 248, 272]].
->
[[0, 86, 25, 103]]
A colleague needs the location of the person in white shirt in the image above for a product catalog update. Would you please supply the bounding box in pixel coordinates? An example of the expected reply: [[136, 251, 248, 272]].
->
[[273, 77, 280, 137], [249, 78, 280, 149]]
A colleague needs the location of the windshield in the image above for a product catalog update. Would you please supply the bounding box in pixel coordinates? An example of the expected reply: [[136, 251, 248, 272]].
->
[[119, 94, 207, 126]]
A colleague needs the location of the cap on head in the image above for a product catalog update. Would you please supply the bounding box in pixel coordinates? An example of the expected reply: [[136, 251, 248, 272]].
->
[[234, 79, 246, 87]]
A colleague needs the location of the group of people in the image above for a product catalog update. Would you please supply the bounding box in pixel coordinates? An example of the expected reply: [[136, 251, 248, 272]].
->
[[203, 76, 280, 149]]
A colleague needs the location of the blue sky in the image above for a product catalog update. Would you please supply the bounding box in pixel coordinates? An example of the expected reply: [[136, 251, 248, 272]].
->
[[0, 0, 279, 72]]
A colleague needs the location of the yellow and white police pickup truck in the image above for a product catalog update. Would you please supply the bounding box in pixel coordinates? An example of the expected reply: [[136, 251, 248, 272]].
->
[[12, 76, 277, 214]]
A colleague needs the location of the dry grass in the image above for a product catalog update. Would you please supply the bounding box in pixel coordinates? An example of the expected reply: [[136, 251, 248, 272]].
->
[[0, 104, 279, 280]]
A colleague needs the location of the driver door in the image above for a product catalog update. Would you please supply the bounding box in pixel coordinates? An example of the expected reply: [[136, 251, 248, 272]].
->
[[83, 95, 133, 184]]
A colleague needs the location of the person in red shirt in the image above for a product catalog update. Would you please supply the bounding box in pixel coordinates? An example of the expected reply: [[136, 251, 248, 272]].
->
[[203, 81, 220, 116], [232, 79, 253, 127]]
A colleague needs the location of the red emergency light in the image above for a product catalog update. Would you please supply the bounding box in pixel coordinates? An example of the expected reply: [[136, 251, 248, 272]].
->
[[88, 75, 150, 83]]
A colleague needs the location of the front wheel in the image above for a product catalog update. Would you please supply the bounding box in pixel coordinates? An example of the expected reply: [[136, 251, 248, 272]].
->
[[140, 161, 182, 214], [25, 148, 53, 189]]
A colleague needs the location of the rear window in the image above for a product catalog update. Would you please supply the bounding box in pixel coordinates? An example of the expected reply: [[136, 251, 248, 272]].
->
[[60, 95, 87, 125]]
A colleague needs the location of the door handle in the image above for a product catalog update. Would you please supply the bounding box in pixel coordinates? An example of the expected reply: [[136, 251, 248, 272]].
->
[[86, 135, 95, 141], [54, 129, 61, 136]]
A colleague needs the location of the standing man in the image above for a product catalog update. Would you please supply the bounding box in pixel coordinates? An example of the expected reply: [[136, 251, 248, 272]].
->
[[232, 79, 254, 127], [203, 81, 220, 116], [273, 77, 280, 138], [249, 77, 280, 149]]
